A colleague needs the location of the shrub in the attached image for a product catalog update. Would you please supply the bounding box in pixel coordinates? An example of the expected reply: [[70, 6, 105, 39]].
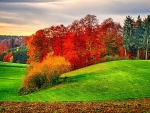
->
[[23, 71, 46, 89], [19, 55, 71, 95], [104, 55, 114, 61], [43, 56, 71, 84], [104, 55, 120, 62]]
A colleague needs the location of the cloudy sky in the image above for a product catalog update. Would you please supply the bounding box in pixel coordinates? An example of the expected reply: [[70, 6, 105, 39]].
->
[[0, 0, 149, 36]]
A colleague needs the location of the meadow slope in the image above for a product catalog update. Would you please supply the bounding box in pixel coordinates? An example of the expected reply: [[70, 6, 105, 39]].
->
[[0, 60, 150, 102]]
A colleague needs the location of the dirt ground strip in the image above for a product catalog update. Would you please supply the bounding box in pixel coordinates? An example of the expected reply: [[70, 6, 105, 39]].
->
[[0, 98, 150, 113]]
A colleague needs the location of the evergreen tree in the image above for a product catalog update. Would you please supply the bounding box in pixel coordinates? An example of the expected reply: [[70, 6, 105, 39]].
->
[[123, 16, 135, 57], [13, 46, 28, 63], [134, 15, 144, 58], [143, 15, 150, 59]]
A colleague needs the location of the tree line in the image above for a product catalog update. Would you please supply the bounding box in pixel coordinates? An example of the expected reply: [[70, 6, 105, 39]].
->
[[1, 14, 150, 66], [0, 36, 29, 63], [27, 14, 124, 70], [123, 15, 150, 59]]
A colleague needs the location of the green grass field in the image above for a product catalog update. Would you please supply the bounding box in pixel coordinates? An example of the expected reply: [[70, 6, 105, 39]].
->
[[0, 60, 150, 102]]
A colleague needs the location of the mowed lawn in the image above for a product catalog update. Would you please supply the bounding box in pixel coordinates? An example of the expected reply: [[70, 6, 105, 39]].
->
[[0, 60, 150, 102]]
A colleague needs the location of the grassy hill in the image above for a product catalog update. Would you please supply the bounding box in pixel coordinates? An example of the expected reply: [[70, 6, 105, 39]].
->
[[0, 60, 150, 102]]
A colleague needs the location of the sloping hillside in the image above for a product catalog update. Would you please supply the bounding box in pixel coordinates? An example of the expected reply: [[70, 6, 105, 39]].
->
[[0, 60, 150, 102]]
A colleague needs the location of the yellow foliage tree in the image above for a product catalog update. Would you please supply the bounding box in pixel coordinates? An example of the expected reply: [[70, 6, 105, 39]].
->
[[20, 53, 71, 94], [9, 56, 14, 63]]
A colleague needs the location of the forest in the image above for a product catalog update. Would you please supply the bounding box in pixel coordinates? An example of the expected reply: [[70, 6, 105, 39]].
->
[[0, 36, 29, 63], [27, 14, 150, 69], [0, 14, 150, 68]]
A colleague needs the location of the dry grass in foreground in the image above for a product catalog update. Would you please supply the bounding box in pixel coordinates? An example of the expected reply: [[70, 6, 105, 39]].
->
[[0, 98, 150, 113]]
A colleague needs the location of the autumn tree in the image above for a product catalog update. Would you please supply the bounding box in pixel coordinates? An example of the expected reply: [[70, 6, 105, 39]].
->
[[62, 32, 79, 69], [68, 14, 105, 67], [27, 30, 51, 63], [51, 25, 68, 56], [82, 14, 102, 65], [99, 18, 123, 57], [20, 54, 71, 95], [3, 52, 13, 62], [21, 36, 29, 47], [27, 14, 125, 69]]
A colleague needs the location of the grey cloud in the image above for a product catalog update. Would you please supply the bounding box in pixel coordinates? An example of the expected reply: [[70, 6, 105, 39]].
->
[[0, 0, 149, 35], [0, 3, 47, 13], [0, 1, 76, 26], [0, 16, 29, 25], [0, 3, 55, 25], [62, 0, 150, 16], [107, 0, 150, 14], [0, 0, 63, 3]]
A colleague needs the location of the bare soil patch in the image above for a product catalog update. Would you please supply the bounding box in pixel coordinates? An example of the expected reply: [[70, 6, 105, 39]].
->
[[0, 98, 150, 113]]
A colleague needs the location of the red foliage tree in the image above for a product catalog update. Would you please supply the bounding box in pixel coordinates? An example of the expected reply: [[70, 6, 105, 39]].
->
[[3, 52, 13, 62], [62, 32, 79, 69], [21, 36, 29, 47], [27, 30, 49, 63], [0, 39, 12, 54], [26, 14, 124, 70], [51, 25, 67, 56], [98, 18, 124, 57]]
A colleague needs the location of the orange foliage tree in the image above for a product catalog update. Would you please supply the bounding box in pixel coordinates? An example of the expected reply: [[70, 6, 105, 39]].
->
[[27, 30, 51, 63]]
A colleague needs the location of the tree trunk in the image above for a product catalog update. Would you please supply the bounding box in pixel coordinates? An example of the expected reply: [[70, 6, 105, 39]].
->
[[145, 37, 149, 60], [125, 49, 127, 57], [137, 49, 140, 59], [145, 48, 148, 60]]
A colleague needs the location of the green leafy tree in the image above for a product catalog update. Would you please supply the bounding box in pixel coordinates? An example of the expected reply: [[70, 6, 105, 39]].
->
[[13, 46, 28, 63]]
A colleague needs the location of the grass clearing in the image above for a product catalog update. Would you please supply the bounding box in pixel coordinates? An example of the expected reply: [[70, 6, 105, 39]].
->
[[0, 60, 150, 102], [0, 62, 27, 100]]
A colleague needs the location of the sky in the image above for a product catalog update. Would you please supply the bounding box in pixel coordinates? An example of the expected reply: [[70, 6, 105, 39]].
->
[[0, 0, 149, 36]]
